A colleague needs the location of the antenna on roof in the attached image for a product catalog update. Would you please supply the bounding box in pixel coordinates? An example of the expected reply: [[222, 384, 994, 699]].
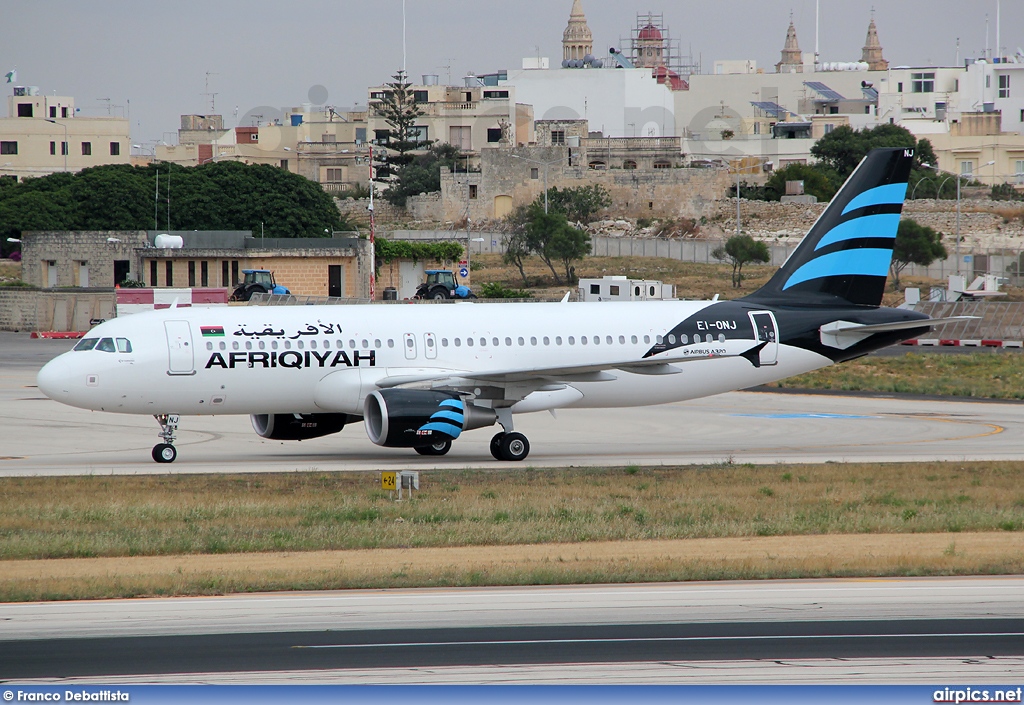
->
[[202, 71, 219, 113]]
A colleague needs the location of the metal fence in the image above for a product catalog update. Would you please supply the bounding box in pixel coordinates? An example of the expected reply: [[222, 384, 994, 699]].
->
[[394, 230, 1021, 283], [914, 301, 1024, 341]]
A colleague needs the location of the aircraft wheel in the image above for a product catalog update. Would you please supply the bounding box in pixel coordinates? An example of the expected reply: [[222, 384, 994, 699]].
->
[[499, 432, 530, 462], [415, 439, 452, 456], [152, 443, 177, 463], [489, 432, 505, 460]]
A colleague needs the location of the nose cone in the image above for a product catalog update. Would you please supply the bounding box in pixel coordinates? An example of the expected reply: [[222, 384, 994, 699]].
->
[[37, 355, 73, 402]]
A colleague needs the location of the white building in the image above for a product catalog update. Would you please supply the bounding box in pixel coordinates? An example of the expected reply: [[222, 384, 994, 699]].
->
[[497, 65, 676, 138], [0, 87, 130, 181]]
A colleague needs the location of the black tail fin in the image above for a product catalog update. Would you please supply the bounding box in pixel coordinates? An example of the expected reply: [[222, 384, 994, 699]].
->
[[745, 147, 914, 307]]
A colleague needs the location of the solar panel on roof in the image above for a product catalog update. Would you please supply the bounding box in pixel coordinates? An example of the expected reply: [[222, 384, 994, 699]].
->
[[750, 101, 788, 117], [862, 87, 879, 101], [804, 81, 845, 102]]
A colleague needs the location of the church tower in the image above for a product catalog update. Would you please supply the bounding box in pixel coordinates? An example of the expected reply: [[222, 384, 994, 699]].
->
[[775, 19, 804, 73], [562, 0, 593, 62], [861, 17, 889, 70]]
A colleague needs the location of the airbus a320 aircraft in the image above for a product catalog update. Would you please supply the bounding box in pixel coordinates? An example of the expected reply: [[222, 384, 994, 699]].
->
[[38, 148, 955, 464]]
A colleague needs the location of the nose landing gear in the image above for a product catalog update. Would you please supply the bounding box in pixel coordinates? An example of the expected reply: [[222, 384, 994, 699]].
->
[[152, 414, 180, 463]]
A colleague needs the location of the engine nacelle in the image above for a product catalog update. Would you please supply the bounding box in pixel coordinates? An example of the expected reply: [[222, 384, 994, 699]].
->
[[251, 413, 350, 441], [363, 389, 496, 447]]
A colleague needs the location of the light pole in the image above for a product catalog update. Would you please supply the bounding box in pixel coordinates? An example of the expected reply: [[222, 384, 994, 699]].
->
[[909, 176, 935, 201], [510, 153, 564, 213], [44, 118, 68, 172], [924, 160, 994, 275]]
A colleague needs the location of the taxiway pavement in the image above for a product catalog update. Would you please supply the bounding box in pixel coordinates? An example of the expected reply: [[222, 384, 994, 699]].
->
[[1, 362, 1019, 474], [3, 578, 1023, 682]]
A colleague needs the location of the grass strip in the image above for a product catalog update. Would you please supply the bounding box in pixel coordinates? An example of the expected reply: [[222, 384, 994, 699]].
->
[[1, 462, 1020, 600], [1, 463, 1021, 561], [767, 351, 1024, 400], [2, 532, 1021, 602]]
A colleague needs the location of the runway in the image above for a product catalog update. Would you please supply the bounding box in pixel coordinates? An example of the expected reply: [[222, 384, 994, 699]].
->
[[3, 578, 1023, 683]]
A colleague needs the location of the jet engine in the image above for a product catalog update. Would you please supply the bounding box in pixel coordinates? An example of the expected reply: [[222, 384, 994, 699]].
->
[[363, 389, 496, 447], [250, 413, 350, 441]]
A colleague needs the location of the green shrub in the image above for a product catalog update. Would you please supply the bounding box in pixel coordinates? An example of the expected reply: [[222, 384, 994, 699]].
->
[[479, 282, 532, 299]]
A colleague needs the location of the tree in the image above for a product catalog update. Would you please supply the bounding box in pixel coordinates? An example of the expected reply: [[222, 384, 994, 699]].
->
[[524, 204, 590, 285], [383, 143, 463, 207], [501, 204, 539, 288], [546, 219, 591, 284], [712, 234, 770, 288], [540, 184, 611, 224], [761, 163, 840, 202], [811, 124, 933, 181], [370, 69, 427, 180], [0, 161, 354, 243], [889, 219, 947, 291]]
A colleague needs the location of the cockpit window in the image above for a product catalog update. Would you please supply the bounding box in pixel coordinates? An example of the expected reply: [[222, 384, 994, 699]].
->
[[96, 338, 116, 353], [74, 338, 98, 351], [116, 338, 132, 353]]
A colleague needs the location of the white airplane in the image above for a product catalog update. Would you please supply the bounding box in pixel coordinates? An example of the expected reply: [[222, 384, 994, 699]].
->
[[37, 148, 954, 463]]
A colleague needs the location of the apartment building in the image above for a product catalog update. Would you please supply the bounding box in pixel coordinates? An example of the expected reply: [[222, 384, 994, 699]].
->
[[0, 87, 130, 181]]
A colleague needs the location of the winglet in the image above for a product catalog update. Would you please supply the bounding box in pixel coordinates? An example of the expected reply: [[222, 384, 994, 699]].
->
[[560, 291, 571, 303], [741, 341, 768, 368]]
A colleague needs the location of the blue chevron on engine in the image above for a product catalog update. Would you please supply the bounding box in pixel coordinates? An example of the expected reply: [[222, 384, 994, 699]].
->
[[418, 398, 465, 439], [783, 248, 893, 289], [430, 409, 465, 424], [814, 213, 902, 250], [841, 183, 908, 214]]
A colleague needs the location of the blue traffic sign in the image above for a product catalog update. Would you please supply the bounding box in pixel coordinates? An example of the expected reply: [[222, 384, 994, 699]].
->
[[459, 267, 469, 278]]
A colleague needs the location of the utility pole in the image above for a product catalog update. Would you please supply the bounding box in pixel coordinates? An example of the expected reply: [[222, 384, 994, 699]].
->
[[368, 144, 376, 301]]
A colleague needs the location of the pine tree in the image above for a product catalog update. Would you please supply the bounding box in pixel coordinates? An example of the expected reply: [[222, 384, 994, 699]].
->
[[371, 69, 427, 181]]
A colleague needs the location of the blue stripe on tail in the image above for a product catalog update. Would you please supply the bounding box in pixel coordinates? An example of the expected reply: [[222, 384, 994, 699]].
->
[[813, 213, 901, 251], [783, 249, 894, 289], [841, 183, 908, 214]]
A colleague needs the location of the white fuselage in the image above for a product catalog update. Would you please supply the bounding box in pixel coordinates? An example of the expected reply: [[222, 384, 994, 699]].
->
[[37, 300, 832, 418]]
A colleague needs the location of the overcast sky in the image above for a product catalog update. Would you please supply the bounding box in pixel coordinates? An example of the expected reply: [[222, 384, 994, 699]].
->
[[2, 0, 1019, 146]]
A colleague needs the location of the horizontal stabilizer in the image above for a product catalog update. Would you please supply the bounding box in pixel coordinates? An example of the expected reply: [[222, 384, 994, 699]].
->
[[820, 316, 977, 349]]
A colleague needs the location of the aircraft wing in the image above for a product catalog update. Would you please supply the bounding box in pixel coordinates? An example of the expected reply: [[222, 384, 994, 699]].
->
[[375, 339, 767, 391]]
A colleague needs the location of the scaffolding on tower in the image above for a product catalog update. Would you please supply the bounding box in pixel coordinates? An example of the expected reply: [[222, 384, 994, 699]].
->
[[621, 12, 699, 90]]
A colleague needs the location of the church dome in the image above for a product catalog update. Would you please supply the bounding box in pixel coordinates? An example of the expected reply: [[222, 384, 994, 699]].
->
[[638, 24, 662, 41]]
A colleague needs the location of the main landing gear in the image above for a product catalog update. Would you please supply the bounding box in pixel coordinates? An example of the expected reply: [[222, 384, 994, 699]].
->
[[153, 413, 179, 463], [489, 407, 530, 461], [490, 431, 530, 461], [415, 439, 452, 456]]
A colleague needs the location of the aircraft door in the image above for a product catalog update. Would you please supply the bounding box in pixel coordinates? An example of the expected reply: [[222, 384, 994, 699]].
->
[[424, 332, 437, 359], [748, 311, 779, 366], [403, 332, 417, 360], [164, 320, 195, 375]]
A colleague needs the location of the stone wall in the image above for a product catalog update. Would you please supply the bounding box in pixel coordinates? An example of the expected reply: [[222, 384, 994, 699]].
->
[[245, 254, 364, 298], [0, 288, 115, 332], [703, 198, 1024, 250], [335, 197, 402, 227], [21, 231, 149, 288], [406, 192, 445, 221], [439, 146, 730, 224]]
